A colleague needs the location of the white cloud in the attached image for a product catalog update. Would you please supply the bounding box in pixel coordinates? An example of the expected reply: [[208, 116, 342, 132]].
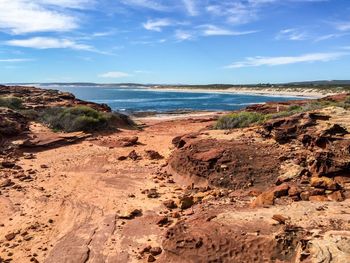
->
[[335, 22, 350, 31], [175, 30, 193, 41], [276, 28, 308, 41], [0, 0, 92, 34], [225, 52, 346, 68], [6, 37, 93, 51], [98, 71, 131, 78], [201, 25, 257, 36], [121, 0, 168, 11], [36, 0, 95, 9], [182, 0, 198, 16], [142, 19, 172, 32], [206, 2, 258, 25], [0, 58, 32, 62]]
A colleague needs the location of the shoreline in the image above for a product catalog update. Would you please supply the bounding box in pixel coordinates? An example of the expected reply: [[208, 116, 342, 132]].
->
[[148, 86, 341, 98], [134, 111, 226, 121]]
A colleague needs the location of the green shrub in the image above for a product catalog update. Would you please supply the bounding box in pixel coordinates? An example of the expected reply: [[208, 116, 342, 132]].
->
[[19, 109, 39, 120], [0, 96, 23, 109], [104, 111, 136, 129], [267, 105, 305, 119], [215, 111, 267, 129], [39, 106, 136, 132], [40, 106, 109, 132], [345, 96, 350, 104]]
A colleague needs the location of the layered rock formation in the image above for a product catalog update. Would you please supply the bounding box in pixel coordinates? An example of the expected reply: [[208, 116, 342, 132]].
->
[[163, 105, 350, 262], [0, 85, 111, 112]]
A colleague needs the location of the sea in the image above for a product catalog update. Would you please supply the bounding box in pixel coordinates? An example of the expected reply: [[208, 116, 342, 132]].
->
[[40, 84, 304, 114]]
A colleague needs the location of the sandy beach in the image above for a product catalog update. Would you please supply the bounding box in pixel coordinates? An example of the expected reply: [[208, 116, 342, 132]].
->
[[149, 86, 343, 98]]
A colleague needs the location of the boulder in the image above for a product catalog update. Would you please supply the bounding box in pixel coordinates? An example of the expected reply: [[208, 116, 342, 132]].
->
[[163, 200, 177, 209], [145, 150, 164, 160], [309, 195, 329, 202], [310, 177, 339, 190], [5, 232, 16, 241], [0, 108, 28, 136], [128, 150, 141, 161], [149, 247, 162, 256], [251, 191, 275, 207], [327, 191, 345, 202], [117, 136, 139, 147], [273, 183, 290, 198], [178, 196, 194, 210], [118, 209, 142, 220]]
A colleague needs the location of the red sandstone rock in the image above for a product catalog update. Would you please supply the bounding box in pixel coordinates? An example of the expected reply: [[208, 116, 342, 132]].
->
[[251, 191, 275, 207]]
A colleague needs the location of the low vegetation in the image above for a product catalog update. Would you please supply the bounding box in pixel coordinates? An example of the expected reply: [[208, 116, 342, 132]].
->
[[214, 112, 267, 129], [39, 106, 135, 132], [215, 96, 350, 130], [0, 96, 23, 110], [0, 95, 136, 133]]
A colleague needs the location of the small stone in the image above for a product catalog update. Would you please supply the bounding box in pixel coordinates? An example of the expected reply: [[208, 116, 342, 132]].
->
[[272, 214, 289, 224], [162, 200, 177, 209], [128, 150, 141, 161], [251, 191, 275, 207], [150, 247, 162, 256], [0, 179, 13, 188], [157, 216, 169, 226], [147, 255, 156, 262], [5, 232, 16, 241], [309, 195, 329, 202], [300, 191, 310, 201], [171, 212, 181, 218], [145, 150, 164, 160], [118, 136, 139, 147], [310, 177, 339, 190], [310, 188, 325, 196], [273, 183, 290, 198], [178, 196, 194, 210], [23, 236, 33, 241], [1, 161, 15, 168], [118, 209, 142, 220], [288, 185, 301, 197], [147, 189, 160, 199], [327, 191, 344, 202]]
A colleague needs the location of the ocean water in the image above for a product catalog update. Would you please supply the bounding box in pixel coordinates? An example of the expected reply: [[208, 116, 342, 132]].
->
[[47, 85, 303, 113]]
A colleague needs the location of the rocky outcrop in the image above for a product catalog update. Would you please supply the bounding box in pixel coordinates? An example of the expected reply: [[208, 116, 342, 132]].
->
[[169, 138, 283, 190], [0, 85, 111, 112], [168, 106, 350, 206], [161, 217, 304, 263], [0, 108, 29, 136]]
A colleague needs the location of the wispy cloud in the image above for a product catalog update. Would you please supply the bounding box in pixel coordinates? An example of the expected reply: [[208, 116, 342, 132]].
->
[[206, 1, 262, 25], [175, 30, 194, 41], [120, 0, 168, 11], [276, 28, 308, 41], [182, 0, 198, 16], [0, 58, 32, 62], [98, 71, 131, 78], [142, 19, 173, 32], [225, 52, 346, 68], [201, 25, 257, 36], [6, 37, 94, 51], [314, 32, 349, 42], [0, 0, 93, 34], [334, 21, 350, 31], [37, 0, 95, 9]]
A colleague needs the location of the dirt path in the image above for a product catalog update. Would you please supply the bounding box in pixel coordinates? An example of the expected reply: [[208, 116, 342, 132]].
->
[[0, 116, 216, 263]]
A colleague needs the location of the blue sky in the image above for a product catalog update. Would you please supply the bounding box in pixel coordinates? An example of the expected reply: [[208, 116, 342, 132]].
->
[[0, 0, 349, 84]]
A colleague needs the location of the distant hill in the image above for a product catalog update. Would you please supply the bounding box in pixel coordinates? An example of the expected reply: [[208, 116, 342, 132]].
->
[[3, 80, 350, 88], [285, 80, 350, 86]]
